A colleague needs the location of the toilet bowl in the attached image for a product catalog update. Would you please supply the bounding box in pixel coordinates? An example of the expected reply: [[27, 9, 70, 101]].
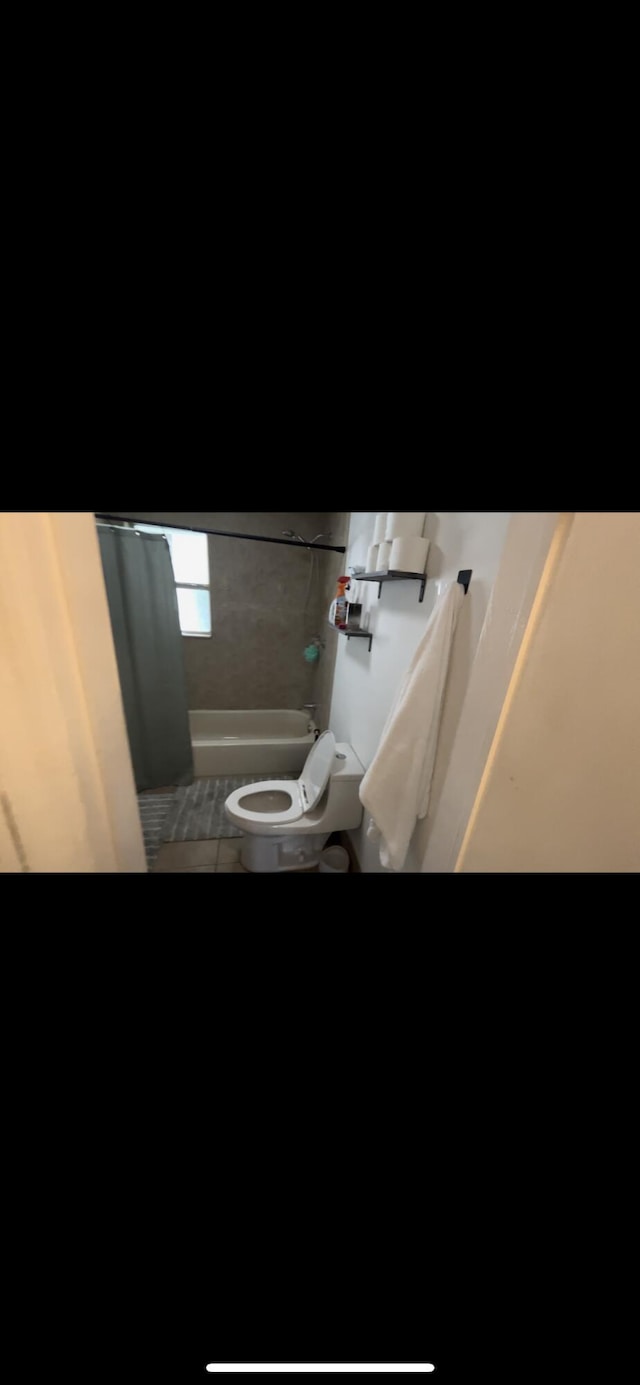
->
[[224, 730, 364, 872]]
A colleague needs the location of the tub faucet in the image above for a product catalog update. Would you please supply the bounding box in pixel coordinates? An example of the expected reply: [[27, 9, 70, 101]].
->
[[302, 703, 318, 731]]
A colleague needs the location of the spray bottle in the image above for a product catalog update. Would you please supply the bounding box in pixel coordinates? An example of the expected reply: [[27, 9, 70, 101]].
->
[[329, 575, 350, 629]]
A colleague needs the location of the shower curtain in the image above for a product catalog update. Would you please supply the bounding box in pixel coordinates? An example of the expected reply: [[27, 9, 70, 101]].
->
[[97, 525, 194, 792]]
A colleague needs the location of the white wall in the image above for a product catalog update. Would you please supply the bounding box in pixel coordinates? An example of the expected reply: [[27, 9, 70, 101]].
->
[[0, 513, 146, 872], [329, 512, 513, 871], [457, 512, 640, 872], [419, 512, 562, 872]]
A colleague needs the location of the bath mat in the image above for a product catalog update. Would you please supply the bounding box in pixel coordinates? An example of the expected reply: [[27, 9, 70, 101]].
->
[[137, 792, 178, 870], [161, 773, 297, 843]]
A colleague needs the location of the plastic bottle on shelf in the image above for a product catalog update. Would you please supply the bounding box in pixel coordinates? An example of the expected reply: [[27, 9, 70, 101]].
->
[[329, 575, 350, 629]]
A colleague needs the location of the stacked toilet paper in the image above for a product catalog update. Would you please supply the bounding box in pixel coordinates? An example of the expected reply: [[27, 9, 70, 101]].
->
[[368, 512, 429, 574], [385, 512, 426, 540], [373, 512, 388, 545], [389, 536, 430, 574], [376, 541, 392, 571], [371, 512, 429, 570]]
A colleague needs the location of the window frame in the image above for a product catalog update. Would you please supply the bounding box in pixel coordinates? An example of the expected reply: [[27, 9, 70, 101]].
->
[[174, 578, 212, 639], [125, 522, 212, 638]]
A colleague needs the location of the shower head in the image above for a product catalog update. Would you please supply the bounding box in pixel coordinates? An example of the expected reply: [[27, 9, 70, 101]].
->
[[282, 529, 333, 546]]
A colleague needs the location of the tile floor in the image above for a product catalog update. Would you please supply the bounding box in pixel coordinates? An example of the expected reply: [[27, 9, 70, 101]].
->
[[151, 831, 350, 873], [152, 837, 248, 872], [152, 837, 324, 872]]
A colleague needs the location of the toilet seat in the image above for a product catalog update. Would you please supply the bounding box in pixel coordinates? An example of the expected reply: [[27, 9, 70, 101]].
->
[[225, 731, 337, 833], [225, 779, 305, 827]]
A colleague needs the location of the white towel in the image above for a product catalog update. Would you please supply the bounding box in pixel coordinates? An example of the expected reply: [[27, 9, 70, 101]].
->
[[359, 580, 464, 870]]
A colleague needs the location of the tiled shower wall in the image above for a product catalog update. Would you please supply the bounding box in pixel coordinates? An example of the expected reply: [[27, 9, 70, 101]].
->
[[106, 512, 349, 730]]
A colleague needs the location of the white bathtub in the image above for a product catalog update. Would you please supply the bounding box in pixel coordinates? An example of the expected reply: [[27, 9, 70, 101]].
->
[[189, 709, 316, 776]]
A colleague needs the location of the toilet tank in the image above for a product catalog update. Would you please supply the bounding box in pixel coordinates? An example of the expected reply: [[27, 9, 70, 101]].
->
[[327, 742, 365, 829], [332, 743, 365, 780]]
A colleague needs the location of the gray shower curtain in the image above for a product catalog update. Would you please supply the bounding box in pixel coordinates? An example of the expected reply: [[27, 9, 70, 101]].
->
[[97, 525, 194, 792]]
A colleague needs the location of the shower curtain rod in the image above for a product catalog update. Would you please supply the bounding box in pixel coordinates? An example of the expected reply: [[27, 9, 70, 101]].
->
[[94, 514, 346, 554]]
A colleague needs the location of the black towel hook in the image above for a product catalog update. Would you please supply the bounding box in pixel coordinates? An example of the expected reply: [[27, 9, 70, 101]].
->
[[457, 570, 472, 593]]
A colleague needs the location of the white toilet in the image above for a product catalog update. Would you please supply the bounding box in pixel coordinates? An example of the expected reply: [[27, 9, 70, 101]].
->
[[224, 730, 364, 872]]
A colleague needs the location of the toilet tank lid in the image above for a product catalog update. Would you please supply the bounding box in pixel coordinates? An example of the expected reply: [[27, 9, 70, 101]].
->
[[332, 742, 365, 779], [300, 729, 336, 811]]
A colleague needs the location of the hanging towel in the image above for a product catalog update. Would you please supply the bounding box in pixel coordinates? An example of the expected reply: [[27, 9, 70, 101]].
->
[[359, 580, 464, 870]]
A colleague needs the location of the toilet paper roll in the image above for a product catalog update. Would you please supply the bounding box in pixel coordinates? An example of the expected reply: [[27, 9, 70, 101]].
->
[[373, 512, 388, 545], [348, 580, 361, 604], [366, 544, 379, 573], [389, 536, 430, 574], [385, 511, 426, 541], [376, 540, 392, 571]]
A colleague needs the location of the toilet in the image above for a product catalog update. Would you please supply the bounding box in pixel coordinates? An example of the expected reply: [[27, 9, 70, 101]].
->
[[224, 730, 364, 872]]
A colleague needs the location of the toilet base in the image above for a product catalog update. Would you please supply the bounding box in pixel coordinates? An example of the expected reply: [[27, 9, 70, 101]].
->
[[239, 831, 330, 873]]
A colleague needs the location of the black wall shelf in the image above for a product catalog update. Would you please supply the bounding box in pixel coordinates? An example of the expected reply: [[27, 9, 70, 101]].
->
[[356, 568, 473, 602], [334, 569, 471, 656], [337, 627, 373, 653], [358, 570, 427, 603]]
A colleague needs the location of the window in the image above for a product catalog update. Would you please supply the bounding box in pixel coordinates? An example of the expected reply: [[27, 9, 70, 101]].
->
[[133, 523, 211, 636]]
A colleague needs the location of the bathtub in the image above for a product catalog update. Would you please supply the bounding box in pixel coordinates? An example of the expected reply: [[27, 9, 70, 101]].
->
[[189, 709, 316, 777]]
